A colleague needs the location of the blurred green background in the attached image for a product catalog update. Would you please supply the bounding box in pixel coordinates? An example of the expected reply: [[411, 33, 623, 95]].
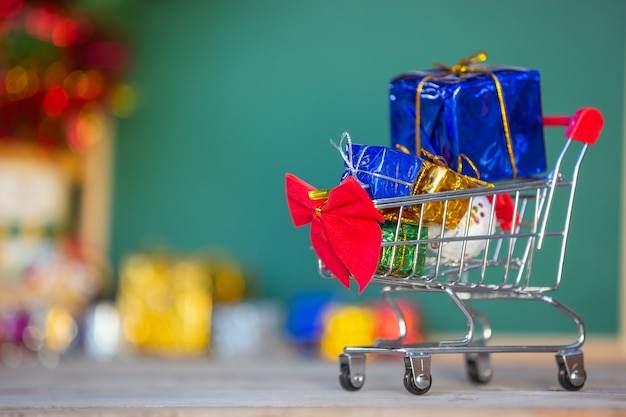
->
[[111, 0, 625, 336]]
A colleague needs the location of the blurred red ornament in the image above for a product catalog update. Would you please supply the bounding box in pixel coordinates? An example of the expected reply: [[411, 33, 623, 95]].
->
[[0, 0, 22, 19], [372, 299, 423, 345], [42, 86, 68, 116], [51, 17, 78, 47], [24, 5, 57, 40]]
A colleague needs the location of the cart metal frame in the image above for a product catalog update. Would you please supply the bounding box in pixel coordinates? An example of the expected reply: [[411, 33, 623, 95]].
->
[[324, 108, 603, 394]]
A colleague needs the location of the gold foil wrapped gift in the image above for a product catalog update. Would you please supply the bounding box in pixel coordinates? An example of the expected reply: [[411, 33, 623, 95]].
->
[[385, 145, 492, 229], [117, 254, 213, 357], [410, 159, 489, 229]]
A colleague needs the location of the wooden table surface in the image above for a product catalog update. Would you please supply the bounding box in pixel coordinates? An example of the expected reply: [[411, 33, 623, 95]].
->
[[1, 345, 625, 417]]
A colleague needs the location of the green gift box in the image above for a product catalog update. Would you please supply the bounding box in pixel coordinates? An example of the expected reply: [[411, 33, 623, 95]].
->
[[377, 221, 428, 278]]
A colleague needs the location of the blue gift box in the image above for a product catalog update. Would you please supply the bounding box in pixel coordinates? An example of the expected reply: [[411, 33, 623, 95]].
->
[[390, 66, 546, 181], [339, 142, 423, 200]]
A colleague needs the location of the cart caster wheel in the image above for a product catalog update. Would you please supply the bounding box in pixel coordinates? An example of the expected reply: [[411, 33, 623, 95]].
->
[[403, 355, 432, 395], [556, 351, 586, 391], [339, 367, 363, 391], [403, 368, 432, 395], [557, 365, 585, 391], [466, 352, 492, 384], [338, 354, 365, 391]]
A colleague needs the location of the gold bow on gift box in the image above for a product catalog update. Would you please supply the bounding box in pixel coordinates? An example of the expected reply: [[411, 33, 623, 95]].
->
[[414, 51, 518, 178], [394, 146, 493, 229]]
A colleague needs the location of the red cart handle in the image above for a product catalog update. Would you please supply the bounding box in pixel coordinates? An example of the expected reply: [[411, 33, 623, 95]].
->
[[543, 107, 604, 145]]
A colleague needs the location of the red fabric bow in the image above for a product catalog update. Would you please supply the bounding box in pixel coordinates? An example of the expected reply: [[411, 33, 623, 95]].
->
[[285, 173, 384, 293]]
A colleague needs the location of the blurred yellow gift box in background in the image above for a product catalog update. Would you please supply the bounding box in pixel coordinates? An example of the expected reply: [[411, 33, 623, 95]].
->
[[117, 252, 246, 357]]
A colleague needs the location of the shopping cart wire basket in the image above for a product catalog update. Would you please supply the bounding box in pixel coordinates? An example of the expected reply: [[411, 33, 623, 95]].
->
[[286, 108, 603, 394], [310, 107, 603, 395], [294, 108, 603, 395]]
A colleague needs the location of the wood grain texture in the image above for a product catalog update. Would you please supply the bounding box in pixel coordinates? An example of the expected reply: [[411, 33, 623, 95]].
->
[[0, 350, 624, 416]]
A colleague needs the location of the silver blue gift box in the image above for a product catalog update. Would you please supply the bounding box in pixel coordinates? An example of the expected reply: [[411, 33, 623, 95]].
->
[[389, 66, 546, 181]]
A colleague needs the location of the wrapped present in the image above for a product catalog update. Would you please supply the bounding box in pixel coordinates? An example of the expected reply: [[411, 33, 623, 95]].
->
[[116, 253, 213, 357], [377, 220, 428, 277], [410, 159, 486, 229], [337, 135, 491, 229], [390, 52, 546, 181], [337, 137, 423, 200]]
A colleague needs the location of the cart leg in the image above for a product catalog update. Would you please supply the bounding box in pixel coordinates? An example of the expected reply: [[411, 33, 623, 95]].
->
[[556, 350, 586, 391], [466, 352, 493, 384], [338, 353, 366, 391], [403, 353, 432, 395], [469, 305, 493, 345]]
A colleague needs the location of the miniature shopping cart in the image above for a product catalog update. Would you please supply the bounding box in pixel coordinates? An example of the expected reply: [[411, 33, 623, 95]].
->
[[322, 108, 604, 394]]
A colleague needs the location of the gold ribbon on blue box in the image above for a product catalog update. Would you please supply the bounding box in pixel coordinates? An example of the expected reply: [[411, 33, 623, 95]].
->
[[389, 52, 547, 182], [338, 134, 493, 229]]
